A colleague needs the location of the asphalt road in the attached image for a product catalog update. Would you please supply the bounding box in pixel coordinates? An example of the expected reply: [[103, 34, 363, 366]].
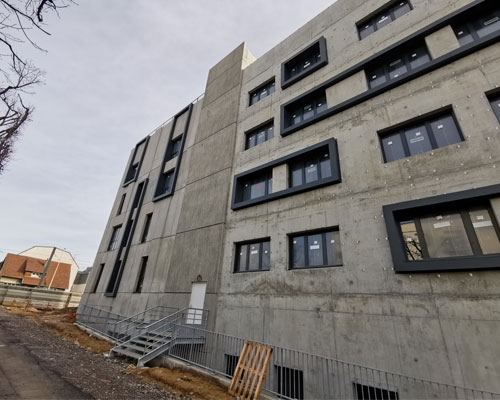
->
[[0, 308, 90, 399]]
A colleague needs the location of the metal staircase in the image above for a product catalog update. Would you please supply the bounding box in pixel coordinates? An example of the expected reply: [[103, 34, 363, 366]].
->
[[109, 308, 209, 367]]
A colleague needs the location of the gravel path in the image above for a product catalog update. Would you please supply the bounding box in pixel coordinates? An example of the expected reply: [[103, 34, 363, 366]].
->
[[0, 307, 183, 399]]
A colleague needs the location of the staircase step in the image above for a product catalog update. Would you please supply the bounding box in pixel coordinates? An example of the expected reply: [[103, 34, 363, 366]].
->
[[112, 347, 141, 359], [123, 343, 148, 353], [131, 338, 168, 347]]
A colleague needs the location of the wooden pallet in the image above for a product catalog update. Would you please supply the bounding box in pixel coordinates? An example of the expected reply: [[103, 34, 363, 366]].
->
[[228, 341, 273, 400]]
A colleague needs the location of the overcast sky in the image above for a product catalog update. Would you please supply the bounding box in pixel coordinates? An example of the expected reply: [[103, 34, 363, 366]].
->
[[0, 0, 335, 270]]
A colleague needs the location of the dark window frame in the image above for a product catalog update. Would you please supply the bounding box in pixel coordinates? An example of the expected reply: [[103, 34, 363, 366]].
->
[[378, 107, 464, 163], [134, 256, 148, 293], [91, 263, 105, 293], [140, 213, 153, 243], [288, 227, 343, 270], [453, 5, 500, 46], [116, 193, 126, 216], [280, 0, 500, 137], [123, 136, 149, 187], [231, 139, 341, 210], [281, 36, 328, 89], [245, 120, 274, 150], [167, 135, 183, 161], [487, 90, 500, 122], [383, 183, 500, 273], [108, 225, 122, 251], [357, 0, 413, 40], [249, 78, 276, 106], [286, 91, 327, 128], [234, 238, 271, 273]]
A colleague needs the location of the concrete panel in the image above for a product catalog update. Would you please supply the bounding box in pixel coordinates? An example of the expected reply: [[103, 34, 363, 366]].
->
[[163, 157, 177, 174], [325, 70, 368, 108], [272, 163, 288, 193], [425, 25, 461, 59]]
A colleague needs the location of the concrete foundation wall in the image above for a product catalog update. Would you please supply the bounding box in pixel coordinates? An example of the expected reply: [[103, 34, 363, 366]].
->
[[0, 284, 82, 309]]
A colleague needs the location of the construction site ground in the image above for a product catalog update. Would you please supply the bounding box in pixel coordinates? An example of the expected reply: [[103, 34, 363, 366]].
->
[[0, 305, 233, 400]]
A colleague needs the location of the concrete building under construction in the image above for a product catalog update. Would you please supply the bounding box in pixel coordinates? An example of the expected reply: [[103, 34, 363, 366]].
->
[[78, 0, 500, 397]]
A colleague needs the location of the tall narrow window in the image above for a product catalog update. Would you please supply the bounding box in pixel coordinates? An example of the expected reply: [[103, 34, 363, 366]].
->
[[91, 263, 105, 293], [135, 256, 148, 293], [108, 226, 121, 251], [141, 213, 153, 243], [117, 193, 126, 216], [290, 229, 342, 269], [167, 136, 182, 161]]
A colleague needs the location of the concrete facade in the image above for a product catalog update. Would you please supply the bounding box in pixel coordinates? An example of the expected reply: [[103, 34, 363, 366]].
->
[[80, 0, 500, 395]]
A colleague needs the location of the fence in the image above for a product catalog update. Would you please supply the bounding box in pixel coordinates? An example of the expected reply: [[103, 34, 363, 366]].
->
[[167, 324, 500, 400], [0, 283, 82, 309]]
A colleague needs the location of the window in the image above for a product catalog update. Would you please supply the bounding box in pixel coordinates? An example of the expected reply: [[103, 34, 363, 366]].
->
[[245, 122, 274, 150], [125, 163, 138, 183], [400, 206, 500, 261], [117, 193, 126, 216], [232, 139, 340, 210], [239, 172, 272, 202], [290, 229, 342, 269], [287, 92, 327, 127], [167, 136, 183, 161], [225, 354, 239, 377], [367, 46, 430, 89], [453, 8, 500, 46], [290, 150, 332, 188], [141, 213, 153, 243], [281, 37, 328, 89], [123, 137, 149, 186], [91, 263, 105, 293], [157, 170, 174, 196], [234, 239, 270, 273], [488, 93, 500, 122], [353, 383, 399, 400], [108, 225, 121, 251], [134, 256, 148, 293], [358, 1, 412, 40], [249, 80, 275, 106], [275, 366, 304, 400], [380, 111, 463, 162], [30, 272, 40, 278]]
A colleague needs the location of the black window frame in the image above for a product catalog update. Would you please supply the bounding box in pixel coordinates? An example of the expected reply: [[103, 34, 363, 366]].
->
[[383, 183, 500, 273], [107, 225, 122, 251], [249, 79, 276, 106], [289, 149, 333, 189], [91, 263, 105, 294], [379, 108, 464, 163], [286, 92, 327, 129], [453, 5, 500, 46], [245, 120, 274, 150], [289, 227, 343, 270], [281, 37, 328, 89], [167, 135, 183, 161], [487, 91, 500, 122], [232, 139, 340, 210], [366, 45, 430, 89], [134, 256, 148, 293], [140, 213, 153, 243], [116, 193, 126, 216], [237, 171, 273, 203], [357, 0, 413, 40], [123, 136, 149, 187], [234, 238, 271, 273]]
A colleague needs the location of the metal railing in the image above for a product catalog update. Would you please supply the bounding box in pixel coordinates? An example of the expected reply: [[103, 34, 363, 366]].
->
[[167, 324, 500, 400], [76, 304, 126, 340]]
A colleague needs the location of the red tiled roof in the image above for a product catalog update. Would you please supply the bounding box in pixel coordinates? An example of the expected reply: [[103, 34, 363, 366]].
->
[[1, 253, 71, 290]]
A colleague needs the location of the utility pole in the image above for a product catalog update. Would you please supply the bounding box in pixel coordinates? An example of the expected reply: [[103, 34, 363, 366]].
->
[[37, 247, 56, 288]]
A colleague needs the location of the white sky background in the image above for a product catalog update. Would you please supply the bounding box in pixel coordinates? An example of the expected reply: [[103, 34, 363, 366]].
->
[[0, 0, 336, 270]]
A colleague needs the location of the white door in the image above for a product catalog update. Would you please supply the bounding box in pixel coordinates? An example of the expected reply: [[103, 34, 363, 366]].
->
[[187, 282, 206, 324]]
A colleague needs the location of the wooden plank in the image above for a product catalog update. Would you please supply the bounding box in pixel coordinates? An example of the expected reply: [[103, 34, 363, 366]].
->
[[230, 342, 250, 394]]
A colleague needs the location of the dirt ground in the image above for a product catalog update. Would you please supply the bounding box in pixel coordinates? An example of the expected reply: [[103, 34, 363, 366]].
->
[[1, 304, 234, 400]]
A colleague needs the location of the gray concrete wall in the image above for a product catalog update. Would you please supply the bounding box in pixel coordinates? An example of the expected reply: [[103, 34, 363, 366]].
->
[[0, 284, 82, 309]]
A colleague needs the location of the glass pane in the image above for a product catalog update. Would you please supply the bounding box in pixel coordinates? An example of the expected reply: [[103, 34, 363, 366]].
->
[[325, 231, 342, 265], [359, 22, 375, 39], [454, 25, 474, 46], [320, 152, 332, 179], [376, 14, 393, 30], [262, 241, 271, 270], [247, 133, 256, 149], [250, 176, 266, 199], [269, 82, 275, 95], [490, 96, 500, 122], [368, 66, 387, 89], [382, 133, 406, 162], [267, 126, 274, 139], [421, 213, 473, 258], [408, 47, 431, 70], [250, 93, 259, 105], [400, 221, 423, 260], [236, 244, 248, 272], [316, 97, 327, 114], [388, 58, 408, 80], [469, 208, 500, 255], [392, 1, 411, 19], [291, 107, 302, 125], [475, 12, 500, 38], [303, 104, 314, 120], [307, 234, 324, 266], [404, 125, 432, 156], [260, 88, 268, 99], [291, 161, 303, 187], [268, 177, 273, 194], [304, 160, 319, 183], [430, 115, 462, 148], [242, 183, 251, 201], [248, 243, 260, 270], [303, 56, 312, 70], [292, 236, 305, 268], [256, 129, 266, 145], [163, 172, 173, 193]]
